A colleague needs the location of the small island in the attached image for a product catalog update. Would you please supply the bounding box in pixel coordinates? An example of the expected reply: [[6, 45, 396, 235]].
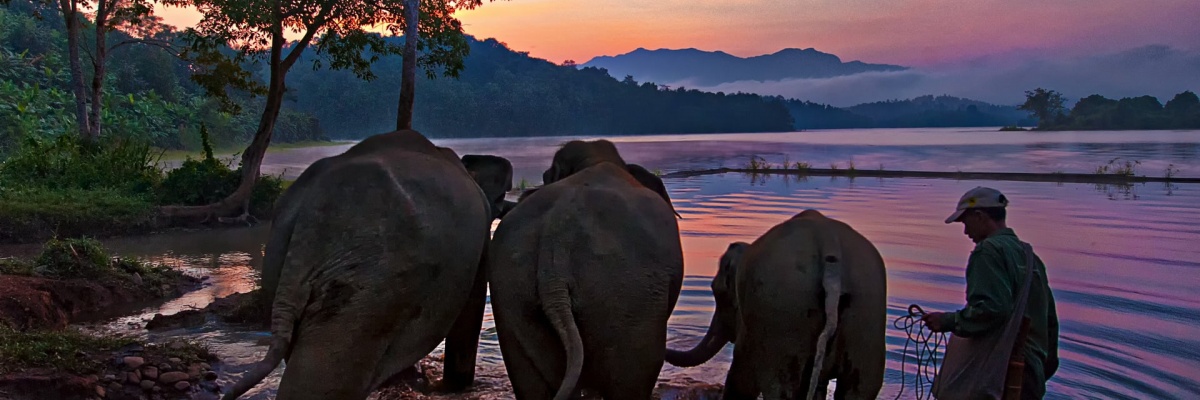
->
[[1014, 88, 1200, 131]]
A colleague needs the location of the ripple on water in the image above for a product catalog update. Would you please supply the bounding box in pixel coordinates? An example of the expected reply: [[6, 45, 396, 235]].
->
[[31, 169, 1200, 399]]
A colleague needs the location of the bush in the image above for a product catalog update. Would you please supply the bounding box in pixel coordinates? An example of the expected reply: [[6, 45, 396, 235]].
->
[[157, 124, 285, 217], [34, 237, 113, 278], [0, 134, 161, 195]]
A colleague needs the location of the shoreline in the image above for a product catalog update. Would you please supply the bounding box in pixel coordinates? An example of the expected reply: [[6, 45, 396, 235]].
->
[[660, 167, 1200, 184]]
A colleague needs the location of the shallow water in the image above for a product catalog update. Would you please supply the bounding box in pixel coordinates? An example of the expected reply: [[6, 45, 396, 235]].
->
[[9, 128, 1199, 399]]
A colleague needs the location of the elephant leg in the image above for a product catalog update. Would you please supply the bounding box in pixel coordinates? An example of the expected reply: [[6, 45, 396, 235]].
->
[[831, 346, 883, 400], [494, 306, 565, 400], [591, 335, 663, 399], [440, 264, 488, 391], [276, 311, 393, 399], [722, 353, 760, 400]]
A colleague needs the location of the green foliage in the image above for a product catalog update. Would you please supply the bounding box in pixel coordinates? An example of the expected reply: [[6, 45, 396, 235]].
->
[[288, 37, 795, 138], [0, 4, 326, 152], [1019, 88, 1068, 128], [34, 237, 113, 279], [0, 257, 34, 275], [1031, 89, 1200, 130], [0, 134, 161, 195], [0, 324, 137, 374], [157, 126, 285, 217]]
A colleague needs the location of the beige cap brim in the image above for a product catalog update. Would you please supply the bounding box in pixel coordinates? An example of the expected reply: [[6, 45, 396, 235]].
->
[[944, 209, 965, 224]]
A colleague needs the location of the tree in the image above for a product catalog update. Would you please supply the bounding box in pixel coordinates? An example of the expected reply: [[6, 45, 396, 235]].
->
[[159, 0, 475, 221], [3, 0, 168, 140], [1018, 88, 1066, 129], [395, 0, 483, 130]]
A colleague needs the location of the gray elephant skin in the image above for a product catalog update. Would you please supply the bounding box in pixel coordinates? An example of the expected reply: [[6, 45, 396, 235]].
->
[[488, 139, 685, 399], [224, 129, 512, 400], [666, 210, 886, 400]]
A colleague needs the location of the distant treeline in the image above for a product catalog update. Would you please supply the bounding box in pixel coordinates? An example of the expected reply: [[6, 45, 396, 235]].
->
[[1022, 89, 1200, 130], [286, 37, 795, 138], [782, 95, 1035, 130]]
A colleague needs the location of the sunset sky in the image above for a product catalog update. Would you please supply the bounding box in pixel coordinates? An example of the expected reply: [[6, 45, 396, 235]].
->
[[156, 0, 1200, 67]]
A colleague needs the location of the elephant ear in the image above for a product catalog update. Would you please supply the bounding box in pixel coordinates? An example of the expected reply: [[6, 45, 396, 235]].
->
[[625, 164, 680, 218], [715, 242, 747, 297]]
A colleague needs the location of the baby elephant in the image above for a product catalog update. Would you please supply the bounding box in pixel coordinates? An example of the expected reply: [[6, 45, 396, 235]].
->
[[666, 210, 886, 400]]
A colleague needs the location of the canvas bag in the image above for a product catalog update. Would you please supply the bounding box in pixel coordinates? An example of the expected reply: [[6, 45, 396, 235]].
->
[[932, 241, 1037, 400]]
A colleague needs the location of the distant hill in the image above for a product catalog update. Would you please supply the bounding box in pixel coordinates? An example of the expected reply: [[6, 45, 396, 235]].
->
[[285, 37, 795, 138], [783, 95, 1036, 130], [581, 47, 907, 86]]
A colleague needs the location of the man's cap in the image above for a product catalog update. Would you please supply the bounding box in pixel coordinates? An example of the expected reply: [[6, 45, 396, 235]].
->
[[945, 186, 1008, 224]]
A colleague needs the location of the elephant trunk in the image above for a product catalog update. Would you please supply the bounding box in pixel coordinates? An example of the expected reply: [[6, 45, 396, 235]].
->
[[665, 313, 729, 367], [221, 336, 287, 400]]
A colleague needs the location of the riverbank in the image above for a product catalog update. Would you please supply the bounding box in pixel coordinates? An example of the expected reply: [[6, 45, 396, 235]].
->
[[0, 238, 223, 399]]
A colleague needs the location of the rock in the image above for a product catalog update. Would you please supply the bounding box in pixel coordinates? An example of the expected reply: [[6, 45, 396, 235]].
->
[[141, 380, 156, 391], [131, 272, 143, 285], [95, 385, 106, 398], [158, 363, 172, 371], [127, 371, 141, 384], [200, 362, 211, 370], [187, 364, 203, 379], [145, 310, 205, 331], [142, 366, 158, 380], [103, 374, 117, 382], [168, 341, 186, 350], [124, 356, 145, 369], [203, 371, 218, 381], [168, 357, 182, 364], [159, 371, 189, 384], [174, 381, 191, 391], [109, 381, 123, 392]]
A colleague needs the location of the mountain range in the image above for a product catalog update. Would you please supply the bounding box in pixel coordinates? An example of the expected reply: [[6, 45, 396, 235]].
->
[[581, 47, 907, 86]]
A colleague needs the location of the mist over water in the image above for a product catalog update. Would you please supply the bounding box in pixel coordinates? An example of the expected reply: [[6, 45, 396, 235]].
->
[[31, 129, 1200, 399], [674, 45, 1200, 107]]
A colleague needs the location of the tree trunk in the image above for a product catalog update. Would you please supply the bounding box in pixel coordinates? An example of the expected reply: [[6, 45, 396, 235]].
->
[[395, 0, 419, 130], [59, 0, 92, 140], [89, 1, 110, 137], [157, 33, 289, 221]]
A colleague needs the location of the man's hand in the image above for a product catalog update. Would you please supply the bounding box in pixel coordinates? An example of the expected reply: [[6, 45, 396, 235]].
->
[[921, 312, 952, 333]]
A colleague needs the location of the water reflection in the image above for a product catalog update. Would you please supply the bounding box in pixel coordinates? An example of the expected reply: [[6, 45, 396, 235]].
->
[[15, 173, 1190, 399]]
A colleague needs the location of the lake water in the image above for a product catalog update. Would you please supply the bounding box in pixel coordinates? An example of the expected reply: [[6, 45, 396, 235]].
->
[[27, 128, 1200, 399]]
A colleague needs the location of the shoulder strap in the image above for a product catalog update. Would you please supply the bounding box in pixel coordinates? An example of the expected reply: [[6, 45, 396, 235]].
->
[[1015, 241, 1036, 302]]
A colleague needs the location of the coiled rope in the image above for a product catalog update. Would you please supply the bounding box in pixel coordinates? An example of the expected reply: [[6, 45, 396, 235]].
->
[[892, 304, 948, 400]]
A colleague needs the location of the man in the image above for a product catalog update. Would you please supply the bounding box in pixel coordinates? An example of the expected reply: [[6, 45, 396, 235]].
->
[[922, 186, 1060, 399]]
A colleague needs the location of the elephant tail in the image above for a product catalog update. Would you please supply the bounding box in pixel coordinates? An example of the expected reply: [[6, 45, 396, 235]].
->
[[806, 229, 844, 400], [223, 224, 312, 400], [538, 244, 584, 400]]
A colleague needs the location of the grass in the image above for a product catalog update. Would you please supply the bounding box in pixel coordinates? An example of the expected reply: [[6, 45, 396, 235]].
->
[[0, 187, 156, 244], [1094, 157, 1140, 176], [155, 140, 348, 162], [1, 237, 186, 297], [1165, 163, 1180, 179], [745, 155, 768, 170], [0, 324, 136, 374]]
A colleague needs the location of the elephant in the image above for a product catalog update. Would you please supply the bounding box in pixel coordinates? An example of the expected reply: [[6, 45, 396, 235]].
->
[[487, 139, 685, 400], [224, 129, 513, 400], [665, 209, 886, 400]]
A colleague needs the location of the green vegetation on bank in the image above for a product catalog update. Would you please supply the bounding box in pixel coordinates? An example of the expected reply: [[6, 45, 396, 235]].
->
[[0, 131, 284, 243], [0, 323, 136, 374], [1019, 88, 1200, 130], [0, 237, 185, 290]]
